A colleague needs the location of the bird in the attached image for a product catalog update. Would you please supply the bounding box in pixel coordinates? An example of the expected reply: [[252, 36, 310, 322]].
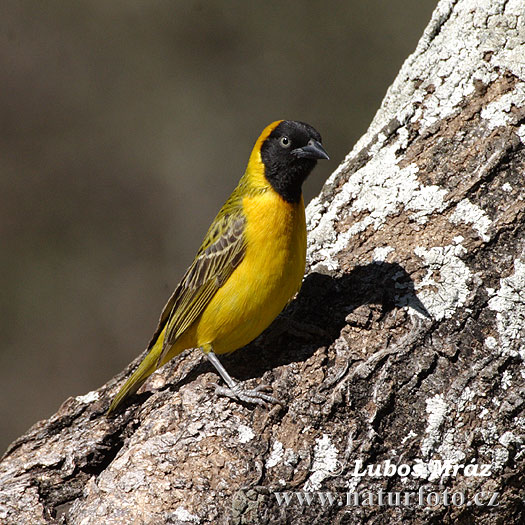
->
[[107, 120, 329, 415]]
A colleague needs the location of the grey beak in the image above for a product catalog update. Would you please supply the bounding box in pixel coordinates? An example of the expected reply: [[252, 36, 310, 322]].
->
[[292, 139, 329, 160]]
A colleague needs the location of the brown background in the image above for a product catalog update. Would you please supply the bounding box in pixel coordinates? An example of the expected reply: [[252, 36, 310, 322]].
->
[[0, 1, 436, 452]]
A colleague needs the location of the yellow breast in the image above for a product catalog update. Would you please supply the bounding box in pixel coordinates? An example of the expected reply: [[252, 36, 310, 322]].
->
[[191, 191, 306, 354]]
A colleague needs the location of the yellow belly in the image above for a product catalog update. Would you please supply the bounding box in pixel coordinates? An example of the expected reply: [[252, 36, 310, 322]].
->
[[178, 191, 306, 355]]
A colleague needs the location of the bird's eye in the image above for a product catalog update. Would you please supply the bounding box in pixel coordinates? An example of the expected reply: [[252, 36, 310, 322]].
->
[[279, 136, 291, 148]]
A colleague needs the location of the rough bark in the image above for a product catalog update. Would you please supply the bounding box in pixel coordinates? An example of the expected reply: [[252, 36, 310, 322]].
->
[[1, 1, 524, 523]]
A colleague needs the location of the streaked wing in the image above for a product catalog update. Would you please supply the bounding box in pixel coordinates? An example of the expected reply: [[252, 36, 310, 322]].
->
[[147, 211, 246, 364]]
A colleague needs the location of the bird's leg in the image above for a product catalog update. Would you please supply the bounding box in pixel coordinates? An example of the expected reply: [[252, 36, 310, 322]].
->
[[205, 349, 281, 407]]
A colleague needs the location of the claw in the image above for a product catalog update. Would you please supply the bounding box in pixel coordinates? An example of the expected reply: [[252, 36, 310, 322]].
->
[[252, 384, 274, 393], [213, 383, 282, 407], [204, 350, 283, 408]]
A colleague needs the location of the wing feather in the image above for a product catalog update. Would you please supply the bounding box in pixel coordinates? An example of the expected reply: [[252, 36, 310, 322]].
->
[[147, 212, 246, 365]]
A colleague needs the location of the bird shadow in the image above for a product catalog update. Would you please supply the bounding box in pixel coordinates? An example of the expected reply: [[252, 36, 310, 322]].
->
[[168, 261, 430, 390]]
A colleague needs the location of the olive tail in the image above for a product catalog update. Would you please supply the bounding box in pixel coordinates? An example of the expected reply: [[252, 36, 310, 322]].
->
[[106, 343, 163, 415]]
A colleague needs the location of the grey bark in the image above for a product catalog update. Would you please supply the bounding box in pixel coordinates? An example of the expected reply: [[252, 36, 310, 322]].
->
[[1, 0, 524, 523]]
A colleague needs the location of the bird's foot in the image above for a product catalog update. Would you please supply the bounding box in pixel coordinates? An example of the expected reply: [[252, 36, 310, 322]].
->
[[211, 382, 282, 407]]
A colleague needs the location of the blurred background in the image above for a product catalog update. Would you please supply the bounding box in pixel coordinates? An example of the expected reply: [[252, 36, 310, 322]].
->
[[1, 0, 436, 452]]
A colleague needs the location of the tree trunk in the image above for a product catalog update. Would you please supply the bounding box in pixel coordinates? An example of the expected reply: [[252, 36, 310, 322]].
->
[[1, 1, 524, 523]]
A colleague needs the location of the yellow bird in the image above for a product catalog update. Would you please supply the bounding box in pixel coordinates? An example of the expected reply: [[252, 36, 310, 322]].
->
[[107, 120, 328, 414]]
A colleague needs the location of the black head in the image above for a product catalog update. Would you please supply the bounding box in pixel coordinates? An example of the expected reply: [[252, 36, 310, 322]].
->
[[260, 120, 329, 203]]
